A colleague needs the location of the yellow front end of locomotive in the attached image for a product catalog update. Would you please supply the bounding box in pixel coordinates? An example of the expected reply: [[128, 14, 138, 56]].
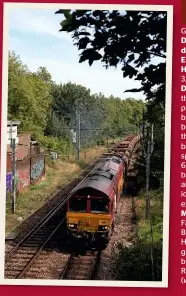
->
[[66, 212, 111, 234]]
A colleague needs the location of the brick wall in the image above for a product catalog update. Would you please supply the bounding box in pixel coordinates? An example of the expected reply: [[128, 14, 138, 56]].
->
[[18, 133, 31, 146], [16, 157, 30, 192], [7, 133, 31, 160], [6, 133, 45, 193], [7, 153, 12, 173], [30, 153, 45, 184]]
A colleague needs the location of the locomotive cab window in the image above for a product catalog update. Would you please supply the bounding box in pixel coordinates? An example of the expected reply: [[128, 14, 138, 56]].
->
[[69, 197, 87, 212], [91, 199, 109, 213]]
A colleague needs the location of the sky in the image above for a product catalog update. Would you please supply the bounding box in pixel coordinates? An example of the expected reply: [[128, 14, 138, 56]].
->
[[8, 7, 160, 100]]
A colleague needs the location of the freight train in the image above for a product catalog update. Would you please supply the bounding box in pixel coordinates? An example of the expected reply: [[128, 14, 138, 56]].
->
[[66, 134, 140, 250]]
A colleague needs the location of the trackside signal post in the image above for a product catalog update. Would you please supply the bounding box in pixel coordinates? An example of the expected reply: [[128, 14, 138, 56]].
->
[[145, 124, 154, 219], [70, 107, 81, 161], [12, 138, 16, 214], [76, 107, 81, 160], [7, 120, 20, 214], [140, 119, 154, 281]]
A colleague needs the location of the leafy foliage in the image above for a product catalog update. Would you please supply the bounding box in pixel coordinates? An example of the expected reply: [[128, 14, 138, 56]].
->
[[56, 8, 167, 186], [114, 242, 162, 281], [113, 191, 163, 281], [8, 51, 144, 153], [56, 9, 167, 105], [8, 52, 52, 133]]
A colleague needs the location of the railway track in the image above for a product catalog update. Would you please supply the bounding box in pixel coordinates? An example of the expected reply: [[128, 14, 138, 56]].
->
[[5, 134, 141, 280], [4, 159, 107, 279], [5, 214, 65, 279], [60, 251, 101, 280], [6, 157, 106, 244]]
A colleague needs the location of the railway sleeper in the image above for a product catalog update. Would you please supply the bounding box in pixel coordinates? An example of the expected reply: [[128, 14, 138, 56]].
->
[[6, 253, 34, 259], [66, 275, 90, 280], [22, 243, 43, 247], [5, 259, 32, 266], [66, 272, 92, 279], [22, 273, 44, 279]]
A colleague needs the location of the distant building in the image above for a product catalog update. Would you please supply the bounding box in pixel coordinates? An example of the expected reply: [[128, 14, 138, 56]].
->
[[7, 120, 20, 146]]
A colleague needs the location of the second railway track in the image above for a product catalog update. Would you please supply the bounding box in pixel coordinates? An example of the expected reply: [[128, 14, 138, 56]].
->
[[5, 214, 66, 279], [61, 251, 101, 280], [5, 134, 141, 280], [5, 159, 108, 279]]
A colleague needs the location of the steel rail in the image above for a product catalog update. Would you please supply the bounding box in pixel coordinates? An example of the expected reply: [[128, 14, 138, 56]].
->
[[60, 251, 102, 280], [91, 251, 101, 280], [17, 217, 66, 279], [60, 253, 74, 279], [5, 158, 105, 262]]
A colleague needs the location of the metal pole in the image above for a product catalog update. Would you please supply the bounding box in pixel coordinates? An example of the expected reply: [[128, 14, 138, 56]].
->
[[78, 109, 80, 159], [145, 122, 154, 220], [12, 138, 16, 214], [145, 139, 150, 219], [142, 109, 145, 155], [75, 108, 78, 160], [151, 124, 154, 153], [76, 107, 80, 160], [84, 130, 87, 159]]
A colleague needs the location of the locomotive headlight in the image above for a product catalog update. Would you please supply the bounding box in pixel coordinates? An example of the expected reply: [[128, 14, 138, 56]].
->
[[68, 223, 77, 229], [98, 225, 108, 231]]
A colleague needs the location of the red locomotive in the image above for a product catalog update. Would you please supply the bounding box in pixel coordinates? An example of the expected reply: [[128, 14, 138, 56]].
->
[[66, 155, 125, 248]]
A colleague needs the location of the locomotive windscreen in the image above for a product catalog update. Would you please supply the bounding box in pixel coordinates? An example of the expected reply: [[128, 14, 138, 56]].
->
[[69, 197, 87, 212], [90, 198, 109, 213]]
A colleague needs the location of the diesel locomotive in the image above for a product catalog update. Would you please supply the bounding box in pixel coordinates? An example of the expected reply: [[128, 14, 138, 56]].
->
[[66, 155, 126, 248]]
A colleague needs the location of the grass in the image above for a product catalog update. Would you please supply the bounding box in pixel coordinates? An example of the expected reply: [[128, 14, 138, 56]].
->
[[113, 189, 163, 281], [5, 145, 105, 235], [136, 189, 163, 243]]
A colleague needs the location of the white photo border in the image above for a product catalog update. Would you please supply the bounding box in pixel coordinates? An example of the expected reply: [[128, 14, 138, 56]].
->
[[0, 2, 173, 288]]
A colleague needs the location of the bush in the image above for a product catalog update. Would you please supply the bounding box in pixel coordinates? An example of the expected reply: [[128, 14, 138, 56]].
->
[[32, 131, 73, 155], [76, 160, 87, 169], [113, 190, 163, 281], [113, 242, 162, 281]]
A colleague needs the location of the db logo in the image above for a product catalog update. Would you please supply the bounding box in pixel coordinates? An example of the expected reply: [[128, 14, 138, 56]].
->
[[86, 219, 90, 226]]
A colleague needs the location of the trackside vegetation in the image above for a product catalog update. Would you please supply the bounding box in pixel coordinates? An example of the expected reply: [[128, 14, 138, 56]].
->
[[8, 51, 144, 154], [8, 8, 167, 280], [113, 190, 163, 281], [55, 9, 168, 281]]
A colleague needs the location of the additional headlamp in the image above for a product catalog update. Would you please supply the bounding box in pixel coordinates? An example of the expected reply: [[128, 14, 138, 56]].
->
[[98, 225, 108, 231], [68, 223, 77, 229]]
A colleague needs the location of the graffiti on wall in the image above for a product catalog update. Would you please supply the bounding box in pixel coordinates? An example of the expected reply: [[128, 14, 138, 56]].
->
[[6, 171, 19, 192], [6, 172, 12, 192], [6, 155, 45, 193], [17, 169, 30, 192], [31, 160, 44, 181]]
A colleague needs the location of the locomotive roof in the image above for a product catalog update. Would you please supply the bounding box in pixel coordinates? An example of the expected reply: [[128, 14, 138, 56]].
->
[[71, 157, 123, 199], [96, 159, 120, 176]]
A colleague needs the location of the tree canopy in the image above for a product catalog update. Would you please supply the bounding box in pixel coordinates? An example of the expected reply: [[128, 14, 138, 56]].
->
[[8, 51, 144, 152], [56, 9, 167, 105], [8, 52, 52, 133]]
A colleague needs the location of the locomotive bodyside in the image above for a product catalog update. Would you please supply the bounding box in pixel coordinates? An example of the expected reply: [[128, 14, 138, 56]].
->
[[66, 156, 125, 247]]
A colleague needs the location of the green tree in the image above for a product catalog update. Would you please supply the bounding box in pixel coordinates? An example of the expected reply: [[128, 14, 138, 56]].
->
[[36, 66, 53, 85], [52, 82, 91, 125], [8, 51, 52, 134], [8, 51, 144, 154], [55, 9, 166, 187], [51, 83, 107, 146], [56, 9, 167, 105]]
